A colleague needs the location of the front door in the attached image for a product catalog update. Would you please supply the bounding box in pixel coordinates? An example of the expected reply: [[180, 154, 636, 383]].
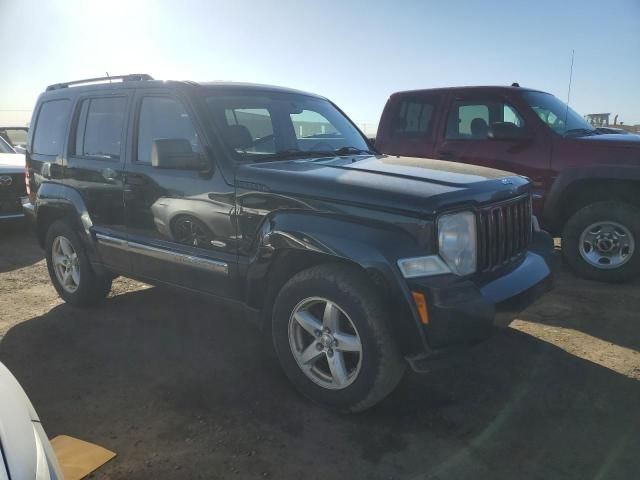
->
[[123, 90, 236, 298], [435, 93, 552, 208]]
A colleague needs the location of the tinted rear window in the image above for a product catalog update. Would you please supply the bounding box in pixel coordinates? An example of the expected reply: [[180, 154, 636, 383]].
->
[[33, 99, 71, 156], [392, 97, 438, 136]]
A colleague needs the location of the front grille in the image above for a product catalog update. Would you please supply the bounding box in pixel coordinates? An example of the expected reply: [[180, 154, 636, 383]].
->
[[477, 194, 532, 272], [0, 173, 26, 200]]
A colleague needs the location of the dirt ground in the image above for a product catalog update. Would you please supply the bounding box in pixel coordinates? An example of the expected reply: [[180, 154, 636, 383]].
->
[[1, 223, 639, 480]]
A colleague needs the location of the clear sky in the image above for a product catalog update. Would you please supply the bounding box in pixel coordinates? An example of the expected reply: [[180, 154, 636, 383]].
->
[[1, 0, 639, 132]]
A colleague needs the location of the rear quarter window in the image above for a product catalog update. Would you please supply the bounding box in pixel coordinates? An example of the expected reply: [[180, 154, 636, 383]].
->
[[391, 97, 439, 137], [32, 99, 71, 156]]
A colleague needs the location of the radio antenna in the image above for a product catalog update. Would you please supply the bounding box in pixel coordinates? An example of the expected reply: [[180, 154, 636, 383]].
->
[[564, 50, 575, 129], [106, 72, 112, 83]]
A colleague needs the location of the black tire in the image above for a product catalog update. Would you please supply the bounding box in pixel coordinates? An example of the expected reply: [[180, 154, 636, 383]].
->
[[562, 201, 640, 282], [272, 264, 406, 413], [45, 220, 112, 306]]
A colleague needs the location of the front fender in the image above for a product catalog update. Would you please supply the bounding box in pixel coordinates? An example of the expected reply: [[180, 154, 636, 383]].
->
[[544, 166, 640, 229], [245, 211, 430, 355]]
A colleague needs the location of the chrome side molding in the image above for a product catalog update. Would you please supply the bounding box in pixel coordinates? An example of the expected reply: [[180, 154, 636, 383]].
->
[[95, 233, 228, 275], [95, 233, 127, 248]]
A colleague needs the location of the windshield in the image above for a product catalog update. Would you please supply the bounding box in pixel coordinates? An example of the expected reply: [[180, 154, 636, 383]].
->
[[1, 128, 28, 147], [0, 136, 15, 153], [206, 92, 371, 161], [522, 91, 595, 136]]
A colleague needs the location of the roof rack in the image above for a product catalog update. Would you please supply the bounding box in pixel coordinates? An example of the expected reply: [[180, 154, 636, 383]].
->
[[46, 73, 154, 91]]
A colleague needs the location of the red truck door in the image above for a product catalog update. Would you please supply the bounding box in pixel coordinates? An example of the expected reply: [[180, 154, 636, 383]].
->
[[434, 91, 551, 208]]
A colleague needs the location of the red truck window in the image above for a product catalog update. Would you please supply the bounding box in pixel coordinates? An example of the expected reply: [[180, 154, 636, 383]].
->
[[392, 97, 438, 136], [446, 98, 525, 140]]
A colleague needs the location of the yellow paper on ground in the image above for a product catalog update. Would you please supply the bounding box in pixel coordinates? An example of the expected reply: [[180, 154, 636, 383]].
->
[[50, 435, 116, 480]]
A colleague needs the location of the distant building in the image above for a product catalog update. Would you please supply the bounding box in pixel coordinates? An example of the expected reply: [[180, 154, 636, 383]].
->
[[585, 113, 611, 127], [585, 112, 640, 134]]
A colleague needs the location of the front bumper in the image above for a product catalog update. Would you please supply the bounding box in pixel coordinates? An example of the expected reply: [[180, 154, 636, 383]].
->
[[406, 230, 554, 371]]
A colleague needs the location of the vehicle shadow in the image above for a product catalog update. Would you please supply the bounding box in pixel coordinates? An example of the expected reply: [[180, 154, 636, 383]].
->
[[0, 221, 43, 273], [0, 286, 638, 480], [518, 262, 640, 353]]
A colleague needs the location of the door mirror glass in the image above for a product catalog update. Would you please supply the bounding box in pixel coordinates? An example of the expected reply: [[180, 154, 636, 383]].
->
[[151, 139, 205, 170]]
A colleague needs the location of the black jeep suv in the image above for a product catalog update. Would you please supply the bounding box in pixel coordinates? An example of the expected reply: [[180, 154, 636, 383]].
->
[[24, 75, 554, 412]]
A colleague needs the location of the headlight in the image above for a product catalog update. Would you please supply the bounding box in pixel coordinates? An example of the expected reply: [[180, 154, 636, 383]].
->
[[437, 211, 477, 276]]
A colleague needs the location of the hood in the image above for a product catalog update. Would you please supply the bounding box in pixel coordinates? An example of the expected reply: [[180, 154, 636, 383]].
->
[[0, 152, 25, 174], [578, 133, 640, 148], [236, 155, 529, 217]]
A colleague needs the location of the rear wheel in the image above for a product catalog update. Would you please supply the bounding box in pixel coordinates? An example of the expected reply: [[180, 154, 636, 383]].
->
[[562, 201, 640, 282], [272, 264, 406, 413], [45, 220, 112, 306]]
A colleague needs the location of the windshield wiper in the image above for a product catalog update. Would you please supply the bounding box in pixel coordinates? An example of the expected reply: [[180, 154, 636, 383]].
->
[[564, 128, 598, 137], [254, 146, 373, 162], [257, 148, 333, 161], [333, 146, 374, 155]]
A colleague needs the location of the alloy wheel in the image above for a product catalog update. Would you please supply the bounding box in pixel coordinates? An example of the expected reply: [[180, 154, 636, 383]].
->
[[288, 297, 363, 390], [174, 217, 211, 247], [52, 236, 80, 293]]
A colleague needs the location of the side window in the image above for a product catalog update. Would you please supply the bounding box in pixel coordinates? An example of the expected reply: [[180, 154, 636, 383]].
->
[[393, 98, 437, 136], [224, 108, 274, 153], [74, 97, 127, 159], [503, 104, 524, 128], [33, 99, 71, 156], [446, 99, 524, 139], [137, 97, 200, 164], [447, 102, 490, 139]]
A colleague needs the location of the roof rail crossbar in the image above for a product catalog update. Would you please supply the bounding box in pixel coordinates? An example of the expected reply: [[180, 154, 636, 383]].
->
[[46, 74, 154, 91]]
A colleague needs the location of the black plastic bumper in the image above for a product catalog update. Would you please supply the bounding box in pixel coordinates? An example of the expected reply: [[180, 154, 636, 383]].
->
[[406, 230, 554, 372]]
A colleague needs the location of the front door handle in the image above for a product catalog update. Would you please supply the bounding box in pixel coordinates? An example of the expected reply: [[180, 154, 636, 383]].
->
[[436, 151, 455, 160], [124, 173, 145, 186]]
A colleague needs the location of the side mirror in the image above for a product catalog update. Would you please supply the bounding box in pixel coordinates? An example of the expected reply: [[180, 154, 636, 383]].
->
[[488, 122, 528, 141], [151, 139, 206, 170]]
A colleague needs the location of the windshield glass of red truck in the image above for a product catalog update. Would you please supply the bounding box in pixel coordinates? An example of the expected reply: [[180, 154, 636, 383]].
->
[[205, 93, 370, 162], [522, 91, 596, 136]]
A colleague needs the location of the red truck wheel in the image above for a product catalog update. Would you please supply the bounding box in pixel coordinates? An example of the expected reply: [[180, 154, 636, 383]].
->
[[562, 201, 640, 282]]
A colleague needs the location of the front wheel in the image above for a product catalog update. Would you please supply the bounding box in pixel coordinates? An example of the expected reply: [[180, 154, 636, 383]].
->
[[272, 264, 406, 413], [562, 201, 640, 282]]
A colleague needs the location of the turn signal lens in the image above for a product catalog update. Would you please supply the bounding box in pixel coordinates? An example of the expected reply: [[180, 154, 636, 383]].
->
[[411, 291, 429, 325], [397, 255, 450, 278]]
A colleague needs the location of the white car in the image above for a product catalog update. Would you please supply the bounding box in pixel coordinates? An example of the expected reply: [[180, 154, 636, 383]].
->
[[0, 362, 62, 480], [0, 127, 28, 154], [0, 136, 26, 221]]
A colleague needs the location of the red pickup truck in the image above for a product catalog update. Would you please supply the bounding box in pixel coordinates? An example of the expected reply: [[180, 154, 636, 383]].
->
[[376, 85, 640, 282]]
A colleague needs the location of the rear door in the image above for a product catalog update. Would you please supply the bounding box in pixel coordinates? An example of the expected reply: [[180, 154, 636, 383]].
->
[[65, 91, 132, 272], [376, 93, 442, 157], [435, 92, 551, 199], [123, 89, 236, 298]]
